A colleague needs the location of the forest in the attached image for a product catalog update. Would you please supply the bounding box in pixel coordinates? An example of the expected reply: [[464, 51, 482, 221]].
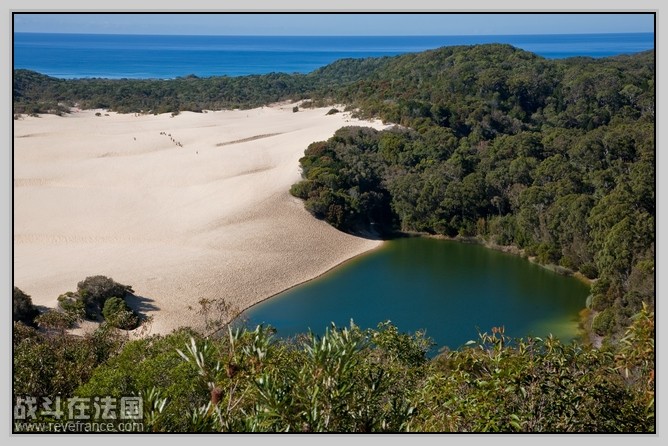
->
[[13, 44, 655, 432]]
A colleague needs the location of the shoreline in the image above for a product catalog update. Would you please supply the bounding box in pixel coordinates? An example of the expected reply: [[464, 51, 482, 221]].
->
[[400, 230, 594, 284], [231, 239, 386, 327], [14, 103, 389, 335]]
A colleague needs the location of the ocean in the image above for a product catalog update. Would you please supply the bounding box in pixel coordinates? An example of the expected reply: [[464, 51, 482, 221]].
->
[[14, 32, 654, 80]]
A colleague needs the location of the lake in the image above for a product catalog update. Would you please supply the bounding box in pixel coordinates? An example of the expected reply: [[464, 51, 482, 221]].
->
[[242, 237, 590, 353]]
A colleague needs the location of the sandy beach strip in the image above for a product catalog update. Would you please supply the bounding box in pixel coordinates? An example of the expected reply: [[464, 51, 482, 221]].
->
[[13, 104, 389, 334]]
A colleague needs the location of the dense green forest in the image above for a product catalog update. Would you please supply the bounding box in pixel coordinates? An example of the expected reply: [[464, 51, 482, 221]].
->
[[293, 46, 654, 342], [13, 44, 655, 432], [13, 283, 655, 432]]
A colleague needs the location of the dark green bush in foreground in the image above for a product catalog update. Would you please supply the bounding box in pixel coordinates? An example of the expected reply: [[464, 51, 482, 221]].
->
[[14, 305, 654, 432], [13, 323, 123, 400]]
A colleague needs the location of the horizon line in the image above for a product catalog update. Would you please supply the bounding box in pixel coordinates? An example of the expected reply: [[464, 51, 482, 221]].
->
[[14, 31, 654, 37]]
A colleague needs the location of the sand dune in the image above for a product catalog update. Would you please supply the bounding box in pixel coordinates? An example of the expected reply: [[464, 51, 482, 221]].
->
[[13, 104, 389, 334]]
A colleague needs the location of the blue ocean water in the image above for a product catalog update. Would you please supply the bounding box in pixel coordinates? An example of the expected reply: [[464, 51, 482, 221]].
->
[[14, 32, 654, 79]]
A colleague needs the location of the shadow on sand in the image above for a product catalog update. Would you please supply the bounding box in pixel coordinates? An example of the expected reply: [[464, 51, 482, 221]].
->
[[125, 293, 160, 316]]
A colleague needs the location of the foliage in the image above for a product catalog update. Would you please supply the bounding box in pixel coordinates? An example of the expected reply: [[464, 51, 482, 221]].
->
[[592, 308, 616, 336], [291, 126, 398, 234], [35, 309, 77, 331], [57, 291, 87, 320], [12, 287, 39, 327], [13, 323, 123, 401], [102, 297, 139, 330], [119, 318, 655, 432], [75, 328, 211, 432], [418, 325, 653, 432], [614, 304, 655, 422], [13, 306, 654, 433], [167, 322, 425, 432], [77, 275, 134, 308], [55, 275, 138, 326]]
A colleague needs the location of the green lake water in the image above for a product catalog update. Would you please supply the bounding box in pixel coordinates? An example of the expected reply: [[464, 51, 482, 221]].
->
[[242, 237, 590, 353]]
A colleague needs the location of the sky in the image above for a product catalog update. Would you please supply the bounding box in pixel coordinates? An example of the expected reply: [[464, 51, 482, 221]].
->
[[13, 13, 655, 36]]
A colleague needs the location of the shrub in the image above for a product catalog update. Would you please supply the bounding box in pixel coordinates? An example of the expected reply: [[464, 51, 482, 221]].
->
[[35, 310, 77, 331], [326, 108, 340, 115], [579, 262, 599, 279], [292, 106, 299, 112], [57, 291, 87, 320], [13, 324, 123, 400], [77, 275, 133, 308], [76, 329, 204, 431], [424, 328, 651, 432], [102, 297, 139, 330], [13, 321, 39, 346], [535, 243, 561, 264], [592, 308, 616, 336], [289, 180, 317, 200], [52, 276, 136, 322], [13, 287, 39, 326]]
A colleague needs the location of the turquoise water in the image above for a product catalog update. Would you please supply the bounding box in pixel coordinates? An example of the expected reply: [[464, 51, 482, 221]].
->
[[242, 238, 590, 353], [14, 33, 654, 79]]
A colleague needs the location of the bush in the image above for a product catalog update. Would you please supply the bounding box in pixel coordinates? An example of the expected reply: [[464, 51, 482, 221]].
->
[[535, 243, 561, 264], [76, 329, 204, 431], [292, 106, 299, 112], [592, 308, 616, 336], [13, 321, 39, 346], [36, 310, 77, 331], [51, 276, 138, 324], [579, 262, 599, 279], [13, 324, 123, 400], [77, 275, 133, 308], [102, 297, 139, 330], [289, 180, 317, 200], [13, 287, 39, 326], [326, 108, 340, 115], [424, 328, 651, 432], [57, 291, 87, 320]]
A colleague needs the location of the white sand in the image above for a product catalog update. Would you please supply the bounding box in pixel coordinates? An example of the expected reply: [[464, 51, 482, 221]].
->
[[13, 104, 388, 334]]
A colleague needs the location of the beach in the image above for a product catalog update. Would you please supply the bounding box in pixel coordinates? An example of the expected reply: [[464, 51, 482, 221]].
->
[[13, 104, 388, 334]]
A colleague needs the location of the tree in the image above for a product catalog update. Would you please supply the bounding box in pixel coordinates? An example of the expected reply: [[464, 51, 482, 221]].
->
[[13, 287, 39, 327]]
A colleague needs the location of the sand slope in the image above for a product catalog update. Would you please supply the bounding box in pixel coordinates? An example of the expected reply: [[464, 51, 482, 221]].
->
[[13, 104, 388, 334]]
